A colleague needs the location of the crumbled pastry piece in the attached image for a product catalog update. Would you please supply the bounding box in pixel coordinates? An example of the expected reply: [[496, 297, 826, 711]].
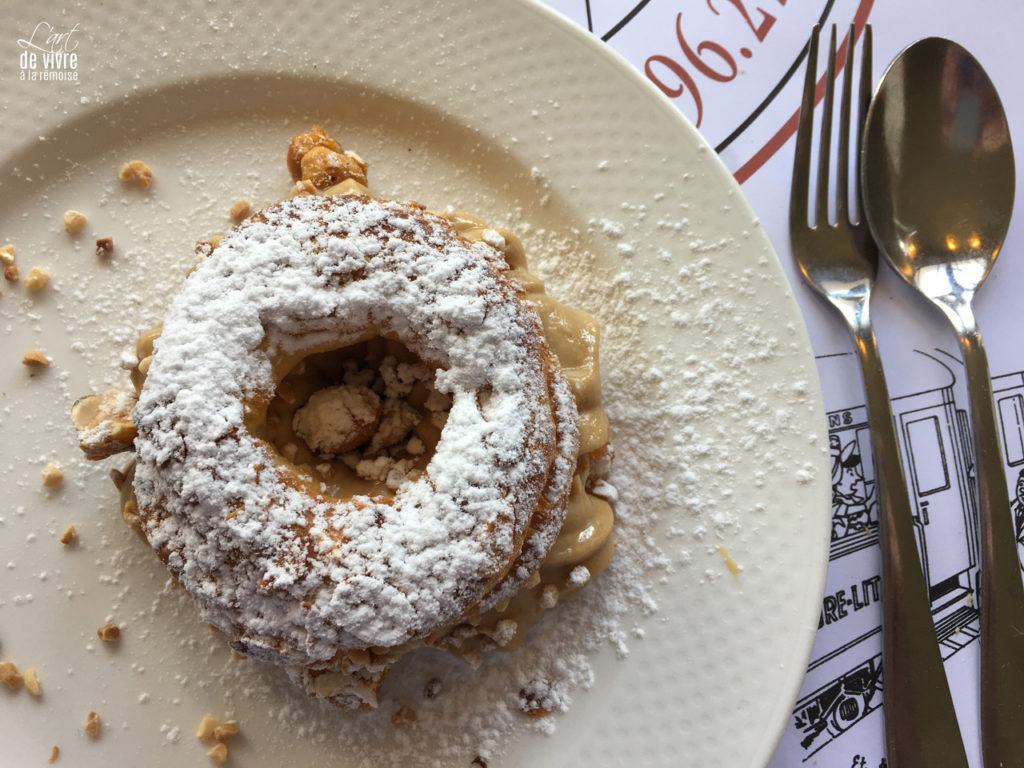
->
[[299, 145, 368, 190], [95, 237, 114, 258], [23, 266, 49, 291], [24, 668, 41, 696], [229, 199, 251, 221], [60, 525, 77, 545], [71, 390, 138, 460], [0, 243, 13, 266], [22, 350, 50, 367], [41, 465, 64, 487], [390, 705, 417, 725], [0, 661, 24, 688], [196, 716, 219, 741], [292, 385, 382, 456], [4, 264, 18, 282], [206, 743, 228, 764], [195, 236, 222, 259], [212, 721, 239, 741], [96, 623, 120, 642], [84, 711, 101, 737], [117, 160, 153, 188], [63, 210, 87, 233], [48, 746, 59, 763], [286, 124, 342, 179]]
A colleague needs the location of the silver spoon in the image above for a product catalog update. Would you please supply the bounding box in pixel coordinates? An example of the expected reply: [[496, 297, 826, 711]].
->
[[862, 37, 1023, 768]]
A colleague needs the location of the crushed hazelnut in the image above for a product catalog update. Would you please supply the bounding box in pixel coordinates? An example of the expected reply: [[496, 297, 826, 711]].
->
[[71, 390, 138, 460], [23, 266, 49, 291], [60, 525, 77, 545], [96, 623, 120, 642], [0, 661, 24, 688], [300, 145, 368, 190], [0, 244, 14, 266], [196, 715, 219, 741], [48, 746, 59, 763], [287, 125, 342, 179], [213, 721, 239, 741], [24, 668, 41, 696], [288, 179, 317, 198], [41, 465, 64, 487], [206, 742, 228, 764], [117, 160, 153, 188], [4, 264, 17, 282], [22, 350, 50, 367], [95, 237, 114, 257], [229, 199, 251, 221], [63, 210, 87, 233], [84, 711, 101, 738]]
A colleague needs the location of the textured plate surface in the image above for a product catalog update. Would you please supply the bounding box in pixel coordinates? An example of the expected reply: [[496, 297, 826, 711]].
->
[[0, 2, 830, 766]]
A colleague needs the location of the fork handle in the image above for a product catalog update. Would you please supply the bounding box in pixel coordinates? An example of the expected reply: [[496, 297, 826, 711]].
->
[[955, 326, 1024, 768], [852, 322, 969, 768]]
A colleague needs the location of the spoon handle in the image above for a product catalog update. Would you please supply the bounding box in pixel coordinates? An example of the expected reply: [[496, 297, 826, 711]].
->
[[957, 326, 1024, 768], [852, 323, 968, 768]]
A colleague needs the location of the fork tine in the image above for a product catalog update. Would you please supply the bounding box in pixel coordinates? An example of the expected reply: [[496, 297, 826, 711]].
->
[[815, 26, 837, 227], [855, 24, 872, 225], [790, 24, 819, 231], [836, 25, 854, 221]]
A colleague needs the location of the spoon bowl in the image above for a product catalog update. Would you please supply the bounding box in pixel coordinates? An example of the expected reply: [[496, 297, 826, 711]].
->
[[862, 37, 1023, 768]]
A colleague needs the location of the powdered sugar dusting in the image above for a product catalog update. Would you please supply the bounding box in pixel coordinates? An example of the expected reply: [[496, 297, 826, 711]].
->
[[133, 194, 579, 660]]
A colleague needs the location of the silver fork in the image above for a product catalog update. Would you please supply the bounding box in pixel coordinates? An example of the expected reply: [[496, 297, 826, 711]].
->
[[789, 25, 968, 768]]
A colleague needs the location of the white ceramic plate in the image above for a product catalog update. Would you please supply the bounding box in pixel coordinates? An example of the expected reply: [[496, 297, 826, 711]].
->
[[0, 2, 830, 766]]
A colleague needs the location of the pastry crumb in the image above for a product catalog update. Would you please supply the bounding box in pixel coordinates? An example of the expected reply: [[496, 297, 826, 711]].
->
[[4, 264, 18, 282], [229, 199, 251, 221], [0, 243, 14, 266], [0, 661, 23, 689], [60, 525, 77, 545], [117, 160, 153, 188], [41, 465, 64, 487], [206, 742, 228, 764], [24, 668, 41, 696], [22, 350, 50, 367], [84, 711, 101, 738], [23, 266, 49, 291], [95, 237, 114, 257], [63, 210, 87, 233], [96, 623, 120, 642]]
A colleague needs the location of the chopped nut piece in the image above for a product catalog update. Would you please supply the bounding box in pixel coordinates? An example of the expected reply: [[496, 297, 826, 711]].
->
[[96, 623, 120, 642], [0, 661, 23, 688], [41, 465, 64, 487], [300, 146, 369, 190], [24, 668, 41, 696], [84, 711, 101, 737], [213, 721, 239, 741], [23, 266, 49, 291], [287, 125, 342, 179], [289, 179, 317, 198], [206, 742, 228, 764], [60, 525, 77, 545], [4, 264, 17, 282], [48, 745, 59, 763], [22, 350, 50, 367], [117, 159, 153, 188], [63, 210, 87, 233], [95, 237, 114, 257], [196, 715, 219, 741], [0, 244, 14, 266], [229, 199, 251, 221], [71, 390, 138, 460]]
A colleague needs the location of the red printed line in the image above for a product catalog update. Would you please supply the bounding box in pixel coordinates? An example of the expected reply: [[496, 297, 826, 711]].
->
[[733, 0, 874, 185]]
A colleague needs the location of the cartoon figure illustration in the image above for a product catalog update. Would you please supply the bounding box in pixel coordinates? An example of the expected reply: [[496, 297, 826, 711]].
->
[[830, 434, 877, 541], [1014, 468, 1024, 571]]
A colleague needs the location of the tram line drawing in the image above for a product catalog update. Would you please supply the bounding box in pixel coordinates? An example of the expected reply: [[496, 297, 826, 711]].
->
[[791, 348, 1024, 758]]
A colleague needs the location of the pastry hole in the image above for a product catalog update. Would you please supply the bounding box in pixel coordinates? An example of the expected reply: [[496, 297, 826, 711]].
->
[[265, 338, 447, 498]]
